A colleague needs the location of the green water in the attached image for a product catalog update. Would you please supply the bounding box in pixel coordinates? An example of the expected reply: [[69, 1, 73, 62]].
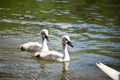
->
[[0, 0, 120, 80]]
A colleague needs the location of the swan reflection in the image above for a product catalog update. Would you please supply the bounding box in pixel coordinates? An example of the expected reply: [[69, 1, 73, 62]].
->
[[61, 62, 70, 80]]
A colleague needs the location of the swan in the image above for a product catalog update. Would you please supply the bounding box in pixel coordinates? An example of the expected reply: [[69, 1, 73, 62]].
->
[[35, 35, 73, 62], [20, 29, 49, 52], [96, 62, 120, 80]]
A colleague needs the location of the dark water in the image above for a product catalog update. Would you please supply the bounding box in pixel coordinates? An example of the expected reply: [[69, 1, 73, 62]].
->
[[0, 0, 120, 80]]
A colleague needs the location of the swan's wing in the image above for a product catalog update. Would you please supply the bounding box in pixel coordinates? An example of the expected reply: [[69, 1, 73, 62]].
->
[[37, 51, 63, 61], [49, 51, 64, 57], [96, 62, 120, 80], [20, 42, 42, 52]]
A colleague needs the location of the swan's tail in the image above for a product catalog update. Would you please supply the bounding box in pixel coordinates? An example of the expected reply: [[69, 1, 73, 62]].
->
[[20, 45, 24, 51], [96, 62, 120, 80]]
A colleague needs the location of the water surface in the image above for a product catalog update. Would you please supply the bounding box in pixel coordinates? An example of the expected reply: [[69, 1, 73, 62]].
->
[[0, 0, 120, 80]]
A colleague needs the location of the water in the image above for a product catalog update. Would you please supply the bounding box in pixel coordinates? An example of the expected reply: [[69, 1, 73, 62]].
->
[[0, 0, 120, 80]]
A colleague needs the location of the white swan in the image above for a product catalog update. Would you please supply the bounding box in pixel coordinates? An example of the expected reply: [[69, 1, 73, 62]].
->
[[35, 35, 73, 62], [20, 29, 49, 52], [96, 62, 120, 80]]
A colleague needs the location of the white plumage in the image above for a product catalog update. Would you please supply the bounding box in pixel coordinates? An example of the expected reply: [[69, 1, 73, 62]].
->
[[96, 62, 120, 80], [20, 42, 42, 52]]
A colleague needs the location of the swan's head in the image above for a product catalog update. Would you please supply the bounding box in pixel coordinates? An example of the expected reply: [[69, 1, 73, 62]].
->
[[41, 29, 49, 41], [62, 35, 73, 47]]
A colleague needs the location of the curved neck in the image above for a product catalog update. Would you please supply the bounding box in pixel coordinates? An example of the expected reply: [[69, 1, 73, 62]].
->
[[41, 38, 49, 51], [63, 43, 70, 61]]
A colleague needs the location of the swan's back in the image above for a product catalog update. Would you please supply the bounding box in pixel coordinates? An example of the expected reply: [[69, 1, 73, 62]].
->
[[35, 51, 64, 62], [96, 62, 120, 80], [20, 42, 42, 52]]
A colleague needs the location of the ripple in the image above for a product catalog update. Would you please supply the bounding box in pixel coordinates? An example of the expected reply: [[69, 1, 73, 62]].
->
[[0, 8, 11, 11], [0, 19, 73, 28], [36, 0, 69, 3], [84, 6, 100, 11]]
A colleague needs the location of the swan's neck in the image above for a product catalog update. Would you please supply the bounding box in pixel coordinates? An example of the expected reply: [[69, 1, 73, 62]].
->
[[41, 38, 49, 51], [63, 44, 70, 61]]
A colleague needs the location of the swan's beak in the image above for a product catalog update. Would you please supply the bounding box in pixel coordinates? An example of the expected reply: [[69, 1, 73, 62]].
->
[[45, 36, 49, 42], [67, 41, 73, 47]]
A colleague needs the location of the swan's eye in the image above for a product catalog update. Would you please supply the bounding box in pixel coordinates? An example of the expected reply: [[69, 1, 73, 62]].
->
[[65, 38, 69, 43], [65, 38, 68, 41], [41, 32, 45, 35]]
